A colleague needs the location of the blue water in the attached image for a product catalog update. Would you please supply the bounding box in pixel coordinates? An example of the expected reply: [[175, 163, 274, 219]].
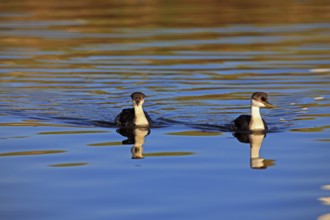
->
[[1, 0, 330, 220]]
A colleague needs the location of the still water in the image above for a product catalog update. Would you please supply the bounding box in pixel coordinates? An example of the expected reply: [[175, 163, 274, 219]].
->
[[1, 0, 330, 219]]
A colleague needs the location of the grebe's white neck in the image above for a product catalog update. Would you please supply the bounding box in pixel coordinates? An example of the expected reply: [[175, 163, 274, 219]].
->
[[249, 99, 265, 131], [133, 104, 149, 127]]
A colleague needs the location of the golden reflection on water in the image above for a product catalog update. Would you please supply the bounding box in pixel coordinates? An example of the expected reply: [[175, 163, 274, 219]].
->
[[166, 130, 222, 136], [319, 185, 330, 220], [316, 139, 330, 142], [0, 120, 78, 127], [319, 198, 330, 206], [88, 141, 123, 147], [1, 0, 329, 28], [0, 150, 66, 157], [143, 152, 195, 157], [319, 214, 330, 220], [49, 162, 89, 167], [290, 125, 330, 133], [0, 0, 329, 58], [38, 130, 109, 135]]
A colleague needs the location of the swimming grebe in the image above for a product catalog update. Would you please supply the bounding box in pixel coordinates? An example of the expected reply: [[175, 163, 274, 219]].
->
[[115, 92, 152, 128], [229, 92, 275, 132]]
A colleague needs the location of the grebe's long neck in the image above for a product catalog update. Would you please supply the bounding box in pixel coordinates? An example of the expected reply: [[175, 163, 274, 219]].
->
[[249, 100, 265, 131], [133, 104, 149, 127]]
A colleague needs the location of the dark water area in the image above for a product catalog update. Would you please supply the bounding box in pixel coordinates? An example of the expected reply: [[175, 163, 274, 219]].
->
[[1, 0, 330, 219]]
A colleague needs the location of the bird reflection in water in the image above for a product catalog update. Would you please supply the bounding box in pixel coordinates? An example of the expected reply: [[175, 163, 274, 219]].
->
[[116, 127, 150, 159], [234, 132, 275, 169]]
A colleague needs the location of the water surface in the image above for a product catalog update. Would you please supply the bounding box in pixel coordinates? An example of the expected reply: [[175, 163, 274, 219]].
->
[[1, 0, 330, 220]]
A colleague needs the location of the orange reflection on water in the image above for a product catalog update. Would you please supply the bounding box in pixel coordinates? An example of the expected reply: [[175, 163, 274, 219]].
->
[[318, 185, 330, 220], [0, 150, 66, 157]]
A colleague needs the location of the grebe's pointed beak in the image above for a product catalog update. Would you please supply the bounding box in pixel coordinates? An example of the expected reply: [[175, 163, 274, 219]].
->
[[132, 97, 143, 106], [263, 101, 276, 108]]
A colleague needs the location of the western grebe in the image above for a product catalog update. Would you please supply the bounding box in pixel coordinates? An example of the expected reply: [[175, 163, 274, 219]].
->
[[229, 92, 275, 132], [115, 92, 152, 128]]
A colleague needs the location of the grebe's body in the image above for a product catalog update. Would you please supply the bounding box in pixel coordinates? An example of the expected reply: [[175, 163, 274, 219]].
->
[[115, 108, 152, 128], [231, 115, 268, 132], [230, 92, 274, 132], [115, 92, 152, 128]]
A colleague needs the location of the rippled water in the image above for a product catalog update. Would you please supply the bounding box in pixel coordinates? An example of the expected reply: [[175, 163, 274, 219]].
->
[[1, 1, 330, 220]]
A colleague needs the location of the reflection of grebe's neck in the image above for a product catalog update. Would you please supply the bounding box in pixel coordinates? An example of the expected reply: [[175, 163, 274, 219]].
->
[[249, 133, 265, 169], [249, 133, 265, 159], [249, 100, 265, 131], [133, 104, 149, 127], [134, 128, 148, 147], [131, 146, 143, 159], [131, 128, 148, 159]]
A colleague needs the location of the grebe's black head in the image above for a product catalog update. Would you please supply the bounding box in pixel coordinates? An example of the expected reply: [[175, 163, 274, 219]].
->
[[130, 92, 146, 106], [251, 92, 275, 108]]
